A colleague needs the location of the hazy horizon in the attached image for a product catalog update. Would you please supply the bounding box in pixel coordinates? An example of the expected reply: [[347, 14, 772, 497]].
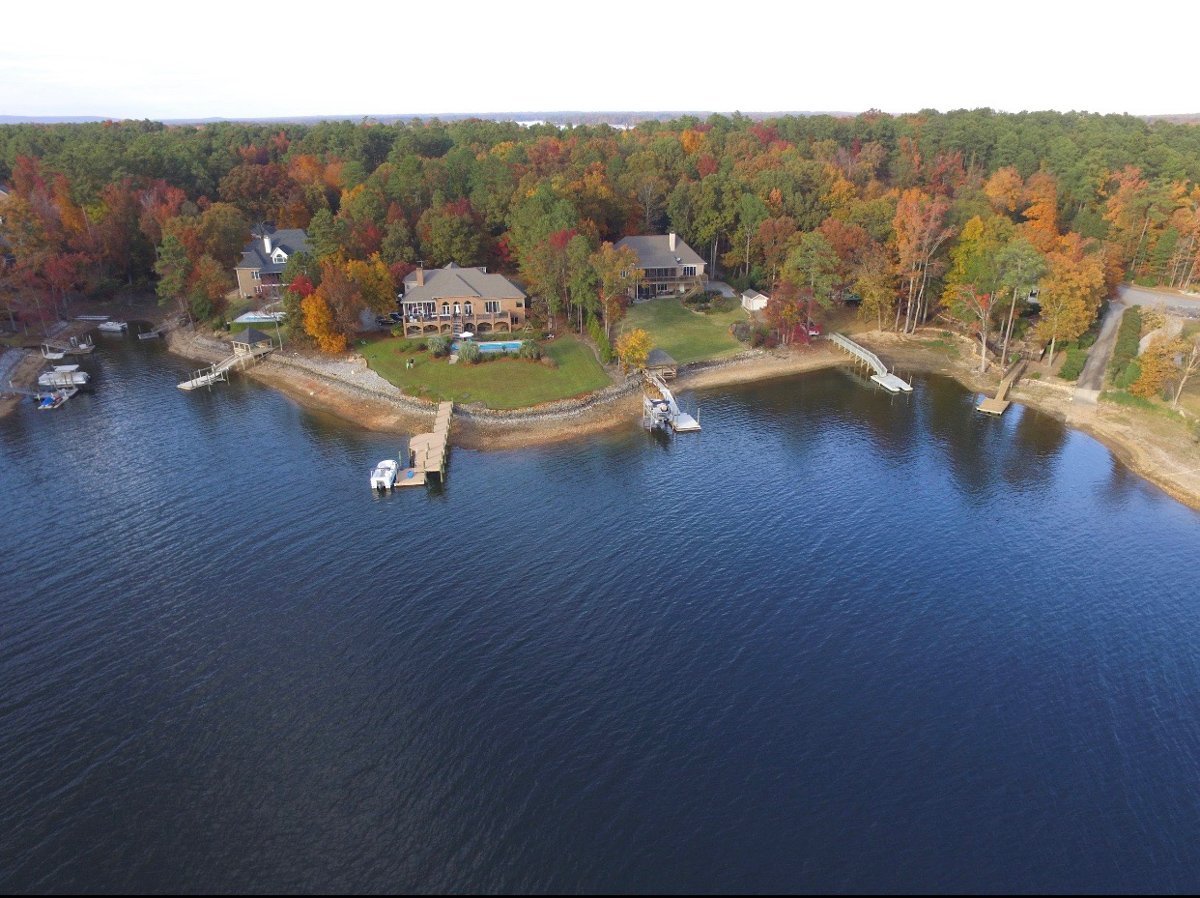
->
[[2, 0, 1192, 122]]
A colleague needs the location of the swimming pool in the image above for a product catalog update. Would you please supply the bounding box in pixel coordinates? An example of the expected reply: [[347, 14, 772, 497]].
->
[[451, 340, 524, 353]]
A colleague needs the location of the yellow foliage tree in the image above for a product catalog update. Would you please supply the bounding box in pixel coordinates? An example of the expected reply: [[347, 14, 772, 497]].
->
[[1036, 234, 1106, 364], [301, 291, 347, 354], [615, 328, 652, 372], [1132, 337, 1181, 399], [344, 253, 395, 314], [984, 166, 1023, 214]]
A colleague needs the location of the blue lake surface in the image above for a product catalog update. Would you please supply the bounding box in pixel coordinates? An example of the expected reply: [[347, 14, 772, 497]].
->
[[1, 337, 1198, 892]]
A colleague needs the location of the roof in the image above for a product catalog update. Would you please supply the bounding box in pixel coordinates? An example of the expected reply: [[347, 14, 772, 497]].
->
[[613, 234, 705, 270], [231, 327, 272, 344], [743, 289, 768, 301], [646, 348, 677, 367], [236, 227, 310, 275], [402, 263, 526, 303]]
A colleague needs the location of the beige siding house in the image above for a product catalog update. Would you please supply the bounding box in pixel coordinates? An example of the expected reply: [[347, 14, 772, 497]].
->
[[398, 263, 527, 337]]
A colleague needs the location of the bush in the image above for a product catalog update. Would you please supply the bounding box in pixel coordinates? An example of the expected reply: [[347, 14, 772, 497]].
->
[[587, 317, 614, 363], [458, 341, 481, 364], [730, 321, 752, 343], [1109, 307, 1143, 379], [1114, 359, 1142, 390], [708, 294, 735, 314], [391, 325, 406, 338], [518, 339, 542, 360], [427, 335, 450, 357], [1058, 346, 1088, 381]]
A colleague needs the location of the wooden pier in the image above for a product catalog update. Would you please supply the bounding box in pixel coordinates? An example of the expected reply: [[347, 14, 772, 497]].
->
[[399, 401, 453, 486], [977, 359, 1026, 416], [828, 333, 913, 393]]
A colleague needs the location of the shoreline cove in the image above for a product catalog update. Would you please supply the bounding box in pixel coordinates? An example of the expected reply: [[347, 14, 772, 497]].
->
[[11, 325, 1193, 512]]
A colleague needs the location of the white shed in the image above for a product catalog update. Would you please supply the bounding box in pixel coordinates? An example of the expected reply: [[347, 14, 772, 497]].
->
[[742, 289, 769, 312]]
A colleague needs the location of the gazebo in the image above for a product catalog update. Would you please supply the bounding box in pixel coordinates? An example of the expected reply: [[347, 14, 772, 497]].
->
[[231, 327, 273, 355], [646, 348, 678, 380]]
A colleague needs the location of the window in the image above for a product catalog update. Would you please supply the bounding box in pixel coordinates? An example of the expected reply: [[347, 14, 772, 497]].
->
[[441, 303, 450, 315], [251, 270, 261, 281], [464, 302, 473, 316], [683, 266, 697, 278], [485, 300, 500, 314]]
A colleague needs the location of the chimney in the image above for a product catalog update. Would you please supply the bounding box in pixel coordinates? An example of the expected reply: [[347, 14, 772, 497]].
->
[[262, 232, 272, 255], [669, 232, 677, 251], [416, 266, 425, 287]]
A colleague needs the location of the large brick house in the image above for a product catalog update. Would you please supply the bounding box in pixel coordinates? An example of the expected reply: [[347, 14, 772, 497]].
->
[[234, 227, 311, 300], [398, 263, 527, 337], [614, 232, 707, 299]]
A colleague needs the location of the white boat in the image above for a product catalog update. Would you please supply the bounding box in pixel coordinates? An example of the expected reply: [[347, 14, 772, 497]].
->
[[370, 459, 399, 490], [97, 321, 128, 333], [38, 365, 90, 387], [41, 344, 66, 360], [36, 387, 77, 410]]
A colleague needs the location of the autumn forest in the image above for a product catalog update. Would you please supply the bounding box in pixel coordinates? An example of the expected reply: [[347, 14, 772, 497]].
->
[[3, 109, 1200, 361]]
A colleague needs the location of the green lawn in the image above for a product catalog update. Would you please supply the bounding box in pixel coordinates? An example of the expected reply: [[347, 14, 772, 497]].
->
[[619, 297, 746, 364], [361, 335, 611, 409]]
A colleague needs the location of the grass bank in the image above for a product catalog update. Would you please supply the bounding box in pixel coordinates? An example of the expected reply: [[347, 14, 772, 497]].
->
[[619, 298, 745, 364], [361, 335, 610, 409]]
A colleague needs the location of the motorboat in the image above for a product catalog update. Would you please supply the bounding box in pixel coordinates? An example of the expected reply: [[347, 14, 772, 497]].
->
[[38, 365, 90, 387], [36, 387, 77, 410], [65, 336, 95, 355], [370, 459, 399, 490], [97, 320, 128, 333]]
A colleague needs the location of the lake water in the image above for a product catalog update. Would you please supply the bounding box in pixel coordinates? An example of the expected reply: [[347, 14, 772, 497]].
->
[[2, 337, 1198, 892]]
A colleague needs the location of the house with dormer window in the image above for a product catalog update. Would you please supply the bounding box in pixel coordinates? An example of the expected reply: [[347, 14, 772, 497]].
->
[[234, 226, 311, 300]]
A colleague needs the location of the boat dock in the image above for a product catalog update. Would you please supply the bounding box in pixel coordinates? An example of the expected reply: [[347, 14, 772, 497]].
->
[[178, 332, 276, 390], [398, 401, 454, 486], [977, 359, 1026, 416], [178, 346, 273, 390], [829, 333, 913, 393], [643, 372, 701, 433]]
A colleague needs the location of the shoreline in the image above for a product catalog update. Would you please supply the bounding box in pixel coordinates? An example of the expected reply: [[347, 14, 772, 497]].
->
[[10, 324, 1194, 513]]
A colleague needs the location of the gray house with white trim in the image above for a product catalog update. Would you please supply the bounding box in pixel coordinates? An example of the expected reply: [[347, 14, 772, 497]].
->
[[614, 232, 706, 299]]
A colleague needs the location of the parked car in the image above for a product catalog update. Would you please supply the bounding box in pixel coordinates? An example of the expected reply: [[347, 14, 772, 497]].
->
[[375, 316, 393, 327], [806, 322, 823, 338], [389, 311, 403, 322]]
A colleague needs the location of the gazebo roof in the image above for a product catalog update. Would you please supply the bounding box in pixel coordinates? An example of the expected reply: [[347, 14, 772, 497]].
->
[[232, 327, 271, 345], [647, 348, 677, 367]]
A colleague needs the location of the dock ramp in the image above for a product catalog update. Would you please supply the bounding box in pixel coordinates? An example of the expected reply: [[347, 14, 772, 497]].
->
[[829, 333, 912, 393]]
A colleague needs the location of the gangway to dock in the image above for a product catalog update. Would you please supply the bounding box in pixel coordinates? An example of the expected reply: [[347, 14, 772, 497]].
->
[[643, 372, 701, 433], [977, 358, 1026, 415], [177, 345, 273, 390], [829, 333, 912, 393], [399, 401, 454, 486]]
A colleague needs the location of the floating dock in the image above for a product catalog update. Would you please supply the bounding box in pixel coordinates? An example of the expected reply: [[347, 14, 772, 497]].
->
[[829, 333, 913, 393], [977, 359, 1026, 416], [398, 401, 453, 486]]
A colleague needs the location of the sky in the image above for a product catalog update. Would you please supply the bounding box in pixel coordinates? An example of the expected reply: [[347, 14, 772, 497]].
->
[[0, 0, 1190, 120]]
